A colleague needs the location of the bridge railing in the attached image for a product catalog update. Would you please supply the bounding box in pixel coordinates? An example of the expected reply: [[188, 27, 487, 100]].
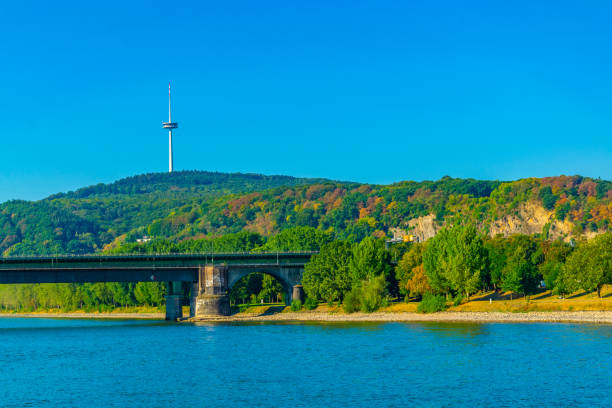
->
[[0, 251, 319, 261]]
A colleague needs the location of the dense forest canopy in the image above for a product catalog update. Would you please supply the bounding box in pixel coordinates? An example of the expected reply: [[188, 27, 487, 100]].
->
[[126, 175, 611, 245], [0, 171, 328, 256], [1, 172, 610, 257]]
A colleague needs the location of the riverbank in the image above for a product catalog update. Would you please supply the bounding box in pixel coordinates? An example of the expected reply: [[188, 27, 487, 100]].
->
[[2, 288, 610, 322], [1, 309, 610, 323], [0, 312, 164, 319], [191, 310, 612, 324]]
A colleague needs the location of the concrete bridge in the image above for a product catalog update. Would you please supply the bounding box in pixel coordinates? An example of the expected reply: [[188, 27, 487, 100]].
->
[[0, 253, 314, 320]]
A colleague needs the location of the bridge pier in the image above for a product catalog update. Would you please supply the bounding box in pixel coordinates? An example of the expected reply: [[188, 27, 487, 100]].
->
[[195, 266, 231, 317], [292, 285, 304, 304], [189, 282, 198, 318], [165, 281, 184, 321]]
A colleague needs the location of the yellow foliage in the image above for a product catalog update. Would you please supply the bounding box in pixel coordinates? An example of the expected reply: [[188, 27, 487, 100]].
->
[[359, 208, 370, 219], [253, 200, 267, 211], [360, 216, 377, 228]]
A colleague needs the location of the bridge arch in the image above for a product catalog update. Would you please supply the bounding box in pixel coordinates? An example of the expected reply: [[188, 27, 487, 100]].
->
[[227, 266, 303, 305]]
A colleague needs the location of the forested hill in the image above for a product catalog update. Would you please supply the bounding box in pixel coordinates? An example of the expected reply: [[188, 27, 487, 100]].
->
[[47, 171, 326, 199], [127, 175, 611, 245], [0, 171, 328, 256], [0, 172, 610, 256]]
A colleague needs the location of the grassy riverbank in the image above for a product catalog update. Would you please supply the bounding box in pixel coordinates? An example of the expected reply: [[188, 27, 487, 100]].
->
[[216, 286, 612, 323], [0, 305, 165, 319], [2, 287, 610, 322]]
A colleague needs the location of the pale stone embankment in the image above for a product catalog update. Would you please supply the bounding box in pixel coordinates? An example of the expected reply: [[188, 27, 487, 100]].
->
[[2, 310, 610, 324], [191, 311, 612, 324]]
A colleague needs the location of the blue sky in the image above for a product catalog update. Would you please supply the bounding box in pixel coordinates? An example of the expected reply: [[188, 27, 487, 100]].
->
[[1, 0, 610, 202]]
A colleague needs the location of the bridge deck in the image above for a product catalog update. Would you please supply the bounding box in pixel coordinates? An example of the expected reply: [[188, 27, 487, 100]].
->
[[0, 253, 315, 284]]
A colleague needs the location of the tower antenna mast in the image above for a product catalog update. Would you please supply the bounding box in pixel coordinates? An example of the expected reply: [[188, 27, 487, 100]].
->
[[162, 82, 178, 172]]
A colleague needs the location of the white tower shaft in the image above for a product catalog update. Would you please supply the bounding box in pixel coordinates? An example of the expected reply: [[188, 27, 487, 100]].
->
[[168, 84, 173, 173], [163, 83, 178, 173], [169, 129, 173, 173]]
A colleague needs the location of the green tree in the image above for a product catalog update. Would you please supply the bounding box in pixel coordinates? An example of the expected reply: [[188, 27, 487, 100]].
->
[[107, 282, 133, 307], [484, 236, 508, 290], [538, 239, 573, 292], [500, 235, 542, 300], [538, 186, 558, 210], [229, 273, 264, 305], [540, 261, 564, 292], [359, 274, 388, 312], [564, 233, 611, 297], [348, 237, 396, 296], [258, 226, 332, 252], [258, 274, 284, 303], [423, 225, 487, 299], [302, 241, 353, 302], [133, 282, 166, 306]]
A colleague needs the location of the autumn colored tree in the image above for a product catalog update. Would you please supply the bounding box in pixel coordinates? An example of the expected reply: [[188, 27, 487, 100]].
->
[[257, 226, 332, 251], [404, 264, 431, 299], [395, 243, 426, 297]]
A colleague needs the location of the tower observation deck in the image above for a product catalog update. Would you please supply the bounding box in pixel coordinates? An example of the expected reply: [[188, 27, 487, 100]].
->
[[162, 83, 178, 172]]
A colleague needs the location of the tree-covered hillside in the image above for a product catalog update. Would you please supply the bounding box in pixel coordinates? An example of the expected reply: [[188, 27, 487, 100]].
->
[[0, 172, 610, 256], [0, 171, 326, 256], [136, 175, 611, 243]]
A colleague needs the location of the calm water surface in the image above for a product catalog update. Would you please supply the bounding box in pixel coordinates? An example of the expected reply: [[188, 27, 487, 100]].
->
[[0, 318, 610, 407]]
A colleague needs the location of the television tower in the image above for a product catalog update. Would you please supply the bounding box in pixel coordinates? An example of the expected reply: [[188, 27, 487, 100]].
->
[[162, 82, 178, 172]]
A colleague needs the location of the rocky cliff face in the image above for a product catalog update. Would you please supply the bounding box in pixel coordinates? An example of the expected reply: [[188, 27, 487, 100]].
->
[[489, 202, 575, 240], [390, 215, 441, 243], [393, 202, 600, 242]]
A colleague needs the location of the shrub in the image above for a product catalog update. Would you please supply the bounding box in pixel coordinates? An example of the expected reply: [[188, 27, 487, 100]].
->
[[417, 293, 447, 313], [303, 297, 318, 310], [290, 300, 302, 311], [360, 275, 388, 313], [453, 294, 463, 306], [343, 287, 361, 313]]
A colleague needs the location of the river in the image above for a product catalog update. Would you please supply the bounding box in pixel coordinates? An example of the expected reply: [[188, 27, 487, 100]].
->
[[0, 318, 610, 407]]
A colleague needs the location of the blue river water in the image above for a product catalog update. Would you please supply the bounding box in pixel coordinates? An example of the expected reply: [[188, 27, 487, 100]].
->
[[0, 318, 610, 407]]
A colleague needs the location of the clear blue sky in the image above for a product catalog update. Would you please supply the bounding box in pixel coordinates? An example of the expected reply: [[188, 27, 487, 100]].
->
[[1, 0, 610, 202]]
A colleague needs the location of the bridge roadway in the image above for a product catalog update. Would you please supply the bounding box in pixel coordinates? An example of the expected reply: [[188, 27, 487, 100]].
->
[[0, 252, 315, 320]]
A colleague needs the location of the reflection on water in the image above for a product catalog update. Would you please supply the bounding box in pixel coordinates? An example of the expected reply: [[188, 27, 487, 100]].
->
[[563, 323, 612, 339], [0, 317, 171, 332], [405, 321, 488, 337], [0, 318, 610, 407]]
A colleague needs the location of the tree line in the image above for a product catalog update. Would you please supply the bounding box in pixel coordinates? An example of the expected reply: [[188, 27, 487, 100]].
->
[[0, 226, 610, 312], [0, 227, 328, 311], [302, 226, 611, 312]]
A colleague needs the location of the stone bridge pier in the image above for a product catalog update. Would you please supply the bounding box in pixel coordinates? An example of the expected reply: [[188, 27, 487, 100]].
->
[[195, 266, 231, 316], [165, 281, 185, 321]]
